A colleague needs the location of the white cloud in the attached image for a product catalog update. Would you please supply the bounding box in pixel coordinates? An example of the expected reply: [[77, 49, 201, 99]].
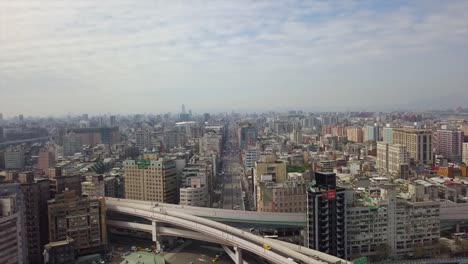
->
[[0, 0, 467, 116]]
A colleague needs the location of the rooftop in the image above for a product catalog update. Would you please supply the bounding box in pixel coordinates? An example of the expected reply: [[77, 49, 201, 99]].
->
[[120, 252, 165, 264]]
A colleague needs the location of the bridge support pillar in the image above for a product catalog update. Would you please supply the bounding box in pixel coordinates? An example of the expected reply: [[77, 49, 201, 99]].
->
[[234, 246, 243, 264], [151, 221, 162, 251]]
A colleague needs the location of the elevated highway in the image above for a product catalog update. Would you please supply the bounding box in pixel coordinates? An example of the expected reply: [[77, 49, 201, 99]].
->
[[106, 197, 305, 228], [106, 198, 349, 264]]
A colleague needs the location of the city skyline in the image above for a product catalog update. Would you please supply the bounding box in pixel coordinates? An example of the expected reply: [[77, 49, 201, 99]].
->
[[1, 0, 467, 116]]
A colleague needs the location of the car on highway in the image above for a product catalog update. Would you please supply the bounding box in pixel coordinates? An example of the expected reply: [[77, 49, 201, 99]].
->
[[263, 244, 272, 250]]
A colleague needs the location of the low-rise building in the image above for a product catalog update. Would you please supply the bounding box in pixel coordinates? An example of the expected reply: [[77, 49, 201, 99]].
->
[[256, 174, 308, 213], [179, 176, 207, 207], [43, 238, 76, 264]]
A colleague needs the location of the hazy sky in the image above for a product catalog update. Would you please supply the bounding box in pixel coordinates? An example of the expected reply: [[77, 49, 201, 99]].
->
[[1, 0, 467, 117]]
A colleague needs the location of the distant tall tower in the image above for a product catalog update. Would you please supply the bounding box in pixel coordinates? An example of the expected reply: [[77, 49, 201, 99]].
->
[[0, 113, 3, 122], [110, 115, 117, 127], [182, 104, 186, 114], [19, 114, 24, 122]]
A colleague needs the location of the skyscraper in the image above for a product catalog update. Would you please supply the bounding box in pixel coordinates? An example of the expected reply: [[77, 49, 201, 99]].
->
[[18, 172, 51, 264], [434, 129, 464, 163], [307, 172, 346, 259], [393, 128, 432, 164], [181, 104, 186, 114]]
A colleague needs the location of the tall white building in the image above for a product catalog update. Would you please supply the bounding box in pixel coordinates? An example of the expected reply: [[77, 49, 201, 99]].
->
[[463, 142, 468, 165], [377, 142, 409, 179], [0, 183, 27, 264]]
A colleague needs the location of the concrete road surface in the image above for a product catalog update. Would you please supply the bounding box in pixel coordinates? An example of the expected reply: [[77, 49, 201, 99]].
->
[[221, 122, 246, 211]]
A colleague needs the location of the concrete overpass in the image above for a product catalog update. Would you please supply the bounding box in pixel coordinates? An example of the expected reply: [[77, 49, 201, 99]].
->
[[0, 136, 49, 147], [440, 202, 468, 221], [105, 198, 349, 264], [107, 197, 305, 228]]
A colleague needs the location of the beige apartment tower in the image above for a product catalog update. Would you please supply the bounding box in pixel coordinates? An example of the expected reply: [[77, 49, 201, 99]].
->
[[393, 128, 432, 164], [124, 158, 178, 203], [377, 142, 410, 179], [48, 190, 107, 255]]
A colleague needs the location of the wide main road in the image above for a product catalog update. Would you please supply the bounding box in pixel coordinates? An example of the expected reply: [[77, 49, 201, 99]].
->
[[221, 121, 245, 211]]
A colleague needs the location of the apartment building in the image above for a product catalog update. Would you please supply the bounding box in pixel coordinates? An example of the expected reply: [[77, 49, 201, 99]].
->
[[179, 176, 207, 207], [307, 172, 347, 259], [256, 174, 308, 213], [199, 132, 222, 156], [81, 174, 105, 197], [48, 190, 107, 255], [346, 188, 440, 259], [376, 142, 410, 179], [18, 172, 51, 264], [254, 156, 287, 210], [244, 147, 259, 169], [346, 127, 364, 143], [37, 148, 55, 175], [383, 127, 394, 144], [434, 129, 464, 163], [0, 183, 27, 264], [124, 158, 178, 203], [393, 128, 432, 164], [4, 147, 25, 170], [463, 142, 468, 165]]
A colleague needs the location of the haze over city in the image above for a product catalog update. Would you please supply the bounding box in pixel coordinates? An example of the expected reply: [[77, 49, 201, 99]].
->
[[1, 0, 468, 117]]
